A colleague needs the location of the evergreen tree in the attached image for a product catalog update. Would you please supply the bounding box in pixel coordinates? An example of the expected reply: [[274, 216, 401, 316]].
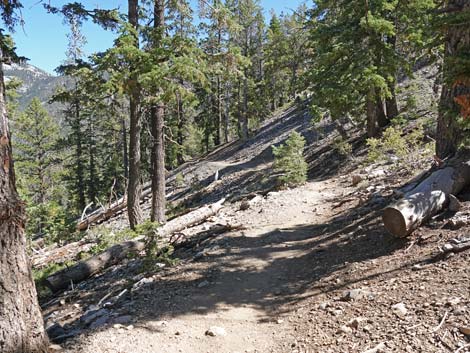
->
[[307, 0, 435, 137], [13, 98, 62, 236]]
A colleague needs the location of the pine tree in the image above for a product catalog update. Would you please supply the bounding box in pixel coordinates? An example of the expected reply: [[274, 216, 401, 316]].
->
[[307, 0, 435, 137], [13, 98, 61, 236]]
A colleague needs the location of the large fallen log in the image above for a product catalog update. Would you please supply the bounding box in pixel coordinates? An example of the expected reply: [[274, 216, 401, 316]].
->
[[383, 149, 470, 237], [46, 198, 225, 292]]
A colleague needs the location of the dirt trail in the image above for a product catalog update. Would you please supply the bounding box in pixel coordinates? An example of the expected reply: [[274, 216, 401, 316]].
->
[[64, 179, 343, 353]]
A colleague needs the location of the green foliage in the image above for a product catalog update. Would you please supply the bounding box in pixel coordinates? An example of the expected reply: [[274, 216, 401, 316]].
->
[[333, 137, 353, 157], [89, 221, 160, 255], [175, 173, 185, 188], [366, 124, 434, 170], [33, 261, 75, 299], [272, 131, 308, 186], [306, 0, 436, 124]]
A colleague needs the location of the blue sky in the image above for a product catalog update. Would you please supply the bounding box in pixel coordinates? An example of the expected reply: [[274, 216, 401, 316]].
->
[[12, 1, 307, 74]]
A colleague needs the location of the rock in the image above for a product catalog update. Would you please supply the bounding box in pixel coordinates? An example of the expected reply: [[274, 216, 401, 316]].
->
[[391, 303, 408, 318], [205, 326, 227, 337], [89, 314, 110, 329], [198, 280, 210, 288], [454, 306, 466, 316], [351, 174, 364, 186], [276, 319, 284, 324], [448, 194, 461, 212], [194, 251, 205, 260], [112, 315, 133, 325], [239, 200, 250, 211], [132, 277, 154, 292], [460, 326, 470, 336], [319, 302, 329, 310], [337, 325, 353, 334], [370, 169, 386, 178], [341, 288, 372, 301], [347, 317, 363, 330], [80, 308, 109, 326], [46, 323, 66, 340], [49, 344, 63, 352], [361, 342, 386, 353]]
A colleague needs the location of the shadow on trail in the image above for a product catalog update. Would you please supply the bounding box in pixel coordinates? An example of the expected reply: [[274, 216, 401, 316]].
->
[[45, 194, 416, 343]]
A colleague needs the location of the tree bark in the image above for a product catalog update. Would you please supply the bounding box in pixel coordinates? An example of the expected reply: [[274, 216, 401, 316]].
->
[[47, 198, 225, 292], [150, 0, 166, 224], [74, 99, 86, 212], [383, 148, 470, 237], [176, 92, 185, 165], [436, 0, 470, 158], [127, 0, 143, 229], [366, 87, 379, 137], [0, 49, 48, 353], [386, 83, 399, 120], [376, 96, 388, 128], [151, 104, 166, 223]]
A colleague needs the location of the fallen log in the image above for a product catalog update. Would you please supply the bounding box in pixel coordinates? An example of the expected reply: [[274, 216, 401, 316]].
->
[[46, 198, 226, 292], [76, 181, 154, 231], [31, 239, 95, 269], [383, 149, 470, 237]]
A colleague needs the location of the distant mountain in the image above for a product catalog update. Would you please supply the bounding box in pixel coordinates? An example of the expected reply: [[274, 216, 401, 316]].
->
[[4, 62, 66, 117]]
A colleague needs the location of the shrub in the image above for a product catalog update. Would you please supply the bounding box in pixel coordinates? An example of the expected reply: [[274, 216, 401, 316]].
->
[[333, 136, 353, 157], [272, 131, 308, 186], [366, 124, 434, 171]]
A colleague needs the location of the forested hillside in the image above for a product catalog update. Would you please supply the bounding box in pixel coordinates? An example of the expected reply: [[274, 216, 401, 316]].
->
[[0, 1, 469, 353]]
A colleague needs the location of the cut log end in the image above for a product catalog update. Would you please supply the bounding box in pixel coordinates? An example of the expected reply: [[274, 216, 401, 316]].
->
[[382, 207, 408, 238]]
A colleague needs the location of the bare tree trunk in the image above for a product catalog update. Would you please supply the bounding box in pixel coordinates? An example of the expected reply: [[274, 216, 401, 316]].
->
[[0, 49, 48, 353], [122, 115, 129, 181], [376, 96, 388, 128], [150, 0, 166, 223], [366, 87, 379, 137], [127, 0, 143, 229], [151, 104, 166, 223], [436, 0, 470, 158], [176, 92, 185, 165], [223, 83, 230, 143], [74, 99, 86, 212], [386, 83, 399, 120]]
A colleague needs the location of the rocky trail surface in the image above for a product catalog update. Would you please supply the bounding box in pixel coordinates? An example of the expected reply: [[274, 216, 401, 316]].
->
[[42, 99, 470, 353]]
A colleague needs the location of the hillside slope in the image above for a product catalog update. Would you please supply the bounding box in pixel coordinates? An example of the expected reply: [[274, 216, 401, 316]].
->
[[38, 68, 470, 353]]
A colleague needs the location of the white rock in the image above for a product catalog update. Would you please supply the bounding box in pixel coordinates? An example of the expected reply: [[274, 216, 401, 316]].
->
[[391, 302, 408, 318], [205, 326, 227, 337]]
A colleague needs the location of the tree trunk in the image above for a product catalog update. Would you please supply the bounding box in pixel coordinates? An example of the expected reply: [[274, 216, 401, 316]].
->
[[0, 49, 48, 353], [74, 99, 86, 212], [150, 0, 166, 224], [151, 104, 166, 223], [224, 83, 230, 143], [436, 0, 470, 158], [241, 75, 249, 140], [366, 87, 379, 137], [385, 83, 399, 120], [383, 148, 470, 237], [127, 0, 143, 229], [122, 115, 129, 182], [376, 96, 388, 128], [176, 92, 185, 165], [47, 198, 225, 292]]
